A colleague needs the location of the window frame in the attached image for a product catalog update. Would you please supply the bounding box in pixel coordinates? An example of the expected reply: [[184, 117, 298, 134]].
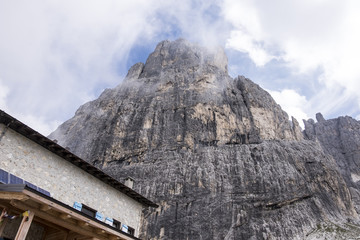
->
[[80, 204, 96, 218], [112, 219, 121, 229], [128, 226, 135, 236]]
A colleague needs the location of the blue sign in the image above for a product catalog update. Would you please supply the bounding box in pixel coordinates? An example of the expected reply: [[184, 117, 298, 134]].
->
[[73, 202, 82, 211], [105, 217, 113, 226], [95, 212, 104, 221], [122, 224, 129, 233]]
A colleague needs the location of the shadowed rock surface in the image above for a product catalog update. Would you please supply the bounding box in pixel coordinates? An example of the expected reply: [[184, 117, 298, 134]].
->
[[304, 113, 360, 215], [50, 39, 359, 239]]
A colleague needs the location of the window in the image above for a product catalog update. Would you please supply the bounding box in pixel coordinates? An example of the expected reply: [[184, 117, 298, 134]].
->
[[128, 226, 135, 236], [0, 169, 9, 184], [81, 204, 96, 218], [121, 224, 135, 235], [113, 219, 121, 229]]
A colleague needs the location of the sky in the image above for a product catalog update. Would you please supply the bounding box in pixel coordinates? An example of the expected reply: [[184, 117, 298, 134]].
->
[[1, 0, 360, 135]]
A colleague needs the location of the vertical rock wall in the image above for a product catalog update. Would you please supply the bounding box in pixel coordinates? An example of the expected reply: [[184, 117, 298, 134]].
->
[[304, 113, 360, 214]]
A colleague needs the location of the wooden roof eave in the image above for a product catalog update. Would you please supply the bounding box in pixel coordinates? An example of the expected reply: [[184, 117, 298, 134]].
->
[[0, 185, 140, 240]]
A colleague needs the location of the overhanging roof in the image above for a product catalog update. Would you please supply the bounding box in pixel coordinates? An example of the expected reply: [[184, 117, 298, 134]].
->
[[0, 184, 140, 240], [0, 110, 158, 208]]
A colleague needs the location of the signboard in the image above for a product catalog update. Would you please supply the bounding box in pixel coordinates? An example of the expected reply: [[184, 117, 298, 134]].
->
[[73, 202, 82, 211], [95, 212, 104, 221], [105, 217, 113, 226], [122, 224, 129, 233]]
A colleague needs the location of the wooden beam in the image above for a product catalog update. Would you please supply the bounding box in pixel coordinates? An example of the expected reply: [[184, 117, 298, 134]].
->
[[109, 236, 121, 240], [60, 213, 71, 220], [77, 220, 90, 228], [0, 218, 8, 236], [22, 190, 133, 239], [14, 210, 35, 240], [35, 216, 68, 232], [0, 192, 29, 201], [43, 229, 68, 240], [95, 229, 106, 235], [10, 200, 109, 240], [40, 204, 52, 211]]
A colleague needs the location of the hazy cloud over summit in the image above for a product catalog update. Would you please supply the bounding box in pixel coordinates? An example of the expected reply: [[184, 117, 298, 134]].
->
[[1, 0, 359, 134]]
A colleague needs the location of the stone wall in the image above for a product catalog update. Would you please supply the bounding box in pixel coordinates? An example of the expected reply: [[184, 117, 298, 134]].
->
[[0, 123, 143, 237]]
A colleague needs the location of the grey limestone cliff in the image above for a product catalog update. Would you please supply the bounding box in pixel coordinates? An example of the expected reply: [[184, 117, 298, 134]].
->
[[50, 39, 359, 239], [304, 113, 360, 215]]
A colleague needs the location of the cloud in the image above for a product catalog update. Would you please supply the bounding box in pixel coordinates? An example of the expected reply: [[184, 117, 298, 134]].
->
[[0, 79, 9, 110], [14, 114, 62, 138], [222, 0, 360, 120], [222, 0, 275, 66], [0, 77, 61, 135], [226, 31, 274, 66], [1, 0, 360, 136], [0, 0, 229, 135], [0, 0, 169, 134]]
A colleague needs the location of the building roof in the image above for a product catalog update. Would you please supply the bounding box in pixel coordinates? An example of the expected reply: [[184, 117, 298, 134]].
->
[[0, 110, 158, 208], [0, 184, 141, 240]]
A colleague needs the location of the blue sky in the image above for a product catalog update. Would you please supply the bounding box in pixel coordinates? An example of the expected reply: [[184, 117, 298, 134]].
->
[[1, 0, 360, 135]]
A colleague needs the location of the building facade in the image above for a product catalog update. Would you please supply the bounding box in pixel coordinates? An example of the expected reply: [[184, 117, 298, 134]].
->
[[0, 110, 157, 240]]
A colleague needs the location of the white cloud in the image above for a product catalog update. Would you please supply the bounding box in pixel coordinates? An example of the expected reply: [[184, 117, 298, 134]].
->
[[268, 89, 309, 128], [0, 79, 9, 110], [222, 0, 360, 120], [15, 114, 62, 137], [1, 0, 360, 136], [0, 0, 170, 135], [0, 0, 228, 135], [0, 78, 59, 135], [226, 31, 274, 66], [222, 0, 274, 66]]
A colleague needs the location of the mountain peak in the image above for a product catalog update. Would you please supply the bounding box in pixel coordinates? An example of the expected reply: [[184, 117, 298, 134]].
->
[[51, 39, 303, 159], [137, 39, 228, 79], [47, 39, 360, 239]]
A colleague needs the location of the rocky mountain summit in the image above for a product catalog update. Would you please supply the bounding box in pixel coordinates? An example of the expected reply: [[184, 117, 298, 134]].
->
[[50, 39, 360, 239]]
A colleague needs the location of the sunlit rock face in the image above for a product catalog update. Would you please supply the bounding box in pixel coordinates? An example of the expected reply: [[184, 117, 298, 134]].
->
[[50, 39, 359, 239]]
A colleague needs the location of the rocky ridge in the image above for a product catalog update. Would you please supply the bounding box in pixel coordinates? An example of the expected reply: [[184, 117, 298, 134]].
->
[[304, 113, 360, 215], [50, 39, 359, 239]]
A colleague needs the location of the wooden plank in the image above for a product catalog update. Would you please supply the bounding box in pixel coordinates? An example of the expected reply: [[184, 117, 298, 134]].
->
[[43, 229, 67, 240], [40, 204, 52, 211], [22, 190, 134, 239], [95, 229, 106, 234], [109, 236, 121, 240], [77, 220, 90, 228], [0, 218, 8, 236], [14, 210, 35, 240], [10, 200, 122, 240], [60, 213, 71, 220], [35, 216, 68, 232], [0, 192, 29, 201]]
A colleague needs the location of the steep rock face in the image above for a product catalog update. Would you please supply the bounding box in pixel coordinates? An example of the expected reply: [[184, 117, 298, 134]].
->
[[304, 113, 360, 213], [105, 141, 355, 239], [49, 39, 301, 167], [49, 39, 358, 239]]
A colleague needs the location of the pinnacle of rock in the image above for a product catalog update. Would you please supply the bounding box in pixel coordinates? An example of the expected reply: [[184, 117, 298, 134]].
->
[[315, 112, 326, 123], [138, 39, 228, 79]]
